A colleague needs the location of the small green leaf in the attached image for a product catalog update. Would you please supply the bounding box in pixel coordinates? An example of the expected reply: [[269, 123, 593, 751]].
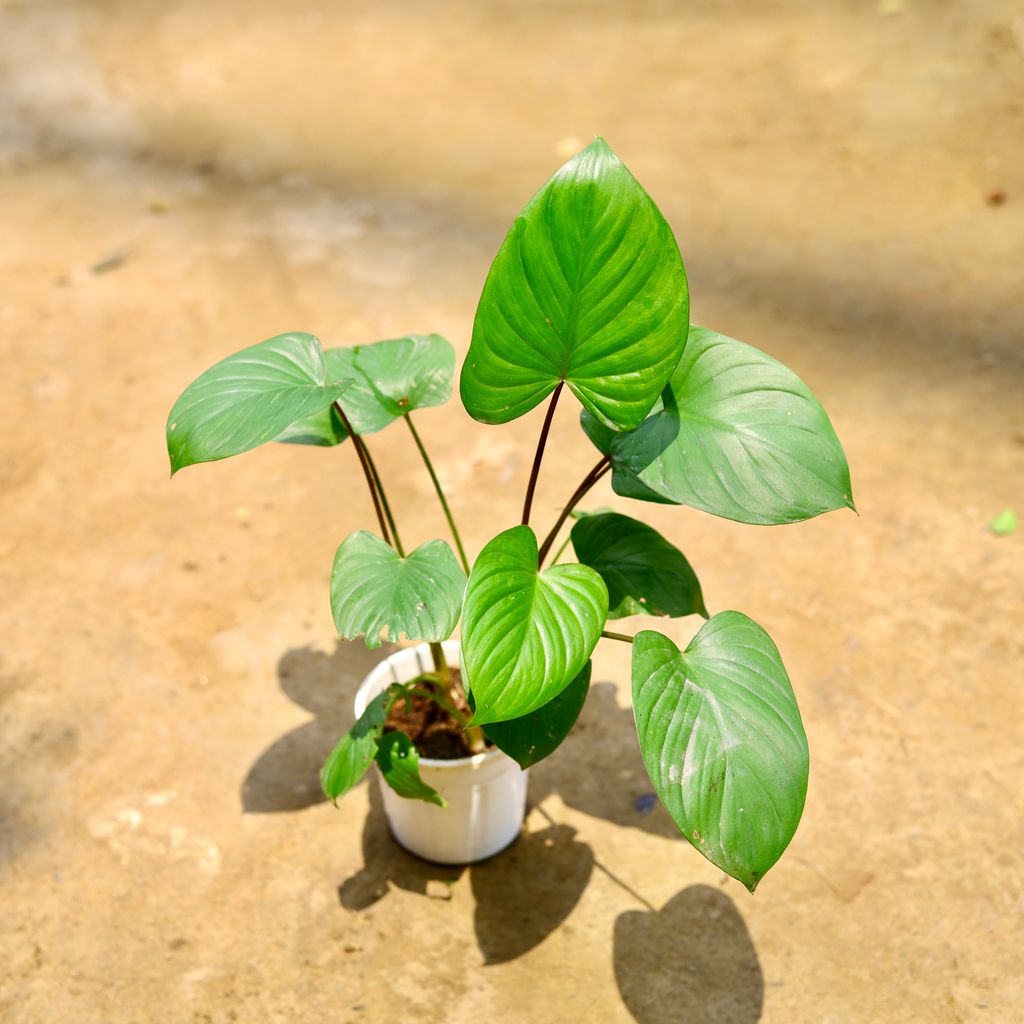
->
[[461, 525, 608, 725], [320, 689, 392, 805], [272, 334, 454, 444], [571, 512, 707, 619], [375, 731, 446, 806], [990, 507, 1017, 536], [166, 332, 351, 473], [632, 614, 809, 892], [330, 532, 466, 649], [461, 137, 689, 430], [480, 661, 591, 769], [588, 326, 855, 524]]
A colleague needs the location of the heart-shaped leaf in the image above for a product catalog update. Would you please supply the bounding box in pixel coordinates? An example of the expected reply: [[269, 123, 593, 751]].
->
[[589, 326, 854, 524], [375, 731, 445, 806], [479, 661, 591, 769], [320, 688, 393, 805], [461, 137, 689, 431], [278, 334, 454, 444], [632, 613, 809, 892], [330, 532, 466, 649], [571, 512, 707, 620], [461, 526, 607, 725], [166, 332, 351, 473]]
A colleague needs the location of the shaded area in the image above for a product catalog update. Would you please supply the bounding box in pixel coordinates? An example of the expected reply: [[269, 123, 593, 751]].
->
[[529, 681, 683, 841], [614, 885, 763, 1024], [241, 640, 396, 813], [470, 822, 594, 964]]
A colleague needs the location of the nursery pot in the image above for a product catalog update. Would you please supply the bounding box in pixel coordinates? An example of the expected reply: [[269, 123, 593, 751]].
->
[[353, 641, 528, 864]]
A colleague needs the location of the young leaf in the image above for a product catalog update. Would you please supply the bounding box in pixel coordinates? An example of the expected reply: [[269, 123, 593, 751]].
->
[[330, 532, 466, 649], [571, 512, 707, 620], [631, 613, 809, 892], [592, 326, 854, 525], [461, 137, 689, 431], [375, 731, 446, 806], [461, 526, 608, 725], [272, 334, 454, 445], [320, 689, 392, 805], [166, 332, 351, 473], [480, 661, 591, 769]]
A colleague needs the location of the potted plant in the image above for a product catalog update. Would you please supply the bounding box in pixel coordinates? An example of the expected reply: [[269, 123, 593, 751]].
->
[[166, 138, 853, 891]]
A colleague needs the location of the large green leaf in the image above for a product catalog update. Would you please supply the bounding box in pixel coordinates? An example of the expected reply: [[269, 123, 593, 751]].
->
[[320, 689, 392, 805], [479, 661, 591, 769], [166, 332, 351, 473], [571, 512, 707, 620], [375, 731, 446, 806], [461, 137, 689, 431], [632, 613, 809, 892], [330, 532, 466, 649], [589, 326, 854, 524], [461, 526, 607, 725]]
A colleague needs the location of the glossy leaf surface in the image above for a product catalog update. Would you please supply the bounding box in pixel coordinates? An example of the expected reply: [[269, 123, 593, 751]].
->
[[461, 137, 689, 430], [166, 332, 351, 473], [479, 661, 591, 769], [632, 613, 809, 892], [330, 532, 466, 649], [275, 334, 454, 443], [595, 326, 854, 524], [571, 512, 707, 620], [375, 731, 445, 806], [461, 526, 607, 725], [320, 689, 391, 805]]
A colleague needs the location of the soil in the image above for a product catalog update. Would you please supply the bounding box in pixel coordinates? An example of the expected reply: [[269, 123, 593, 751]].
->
[[2, 3, 1023, 1023], [384, 668, 487, 760]]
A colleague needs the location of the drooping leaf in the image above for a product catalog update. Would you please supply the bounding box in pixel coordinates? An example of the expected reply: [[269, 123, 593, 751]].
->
[[631, 613, 809, 892], [166, 332, 351, 473], [479, 661, 591, 769], [275, 403, 347, 446], [461, 137, 689, 431], [320, 689, 392, 805], [330, 532, 466, 649], [587, 326, 855, 524], [571, 512, 707, 620], [461, 526, 607, 725], [375, 731, 446, 806]]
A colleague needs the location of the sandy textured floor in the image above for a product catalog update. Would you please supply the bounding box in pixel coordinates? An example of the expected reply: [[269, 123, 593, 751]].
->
[[2, 1, 1023, 1021]]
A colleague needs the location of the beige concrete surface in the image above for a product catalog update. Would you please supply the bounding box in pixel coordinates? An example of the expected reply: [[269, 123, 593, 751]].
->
[[1, 1, 1022, 1021]]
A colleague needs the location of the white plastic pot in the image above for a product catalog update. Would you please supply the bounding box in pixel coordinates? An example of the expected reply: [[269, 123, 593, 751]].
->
[[353, 641, 528, 864]]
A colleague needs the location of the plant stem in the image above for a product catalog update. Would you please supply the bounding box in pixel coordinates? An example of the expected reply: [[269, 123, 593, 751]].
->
[[601, 630, 634, 644], [549, 534, 573, 565], [404, 414, 470, 573], [428, 641, 450, 684], [361, 440, 404, 556], [334, 402, 391, 546], [536, 456, 611, 564], [522, 382, 564, 528]]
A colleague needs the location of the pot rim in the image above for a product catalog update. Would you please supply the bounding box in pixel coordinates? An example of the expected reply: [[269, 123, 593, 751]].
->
[[355, 641, 510, 772]]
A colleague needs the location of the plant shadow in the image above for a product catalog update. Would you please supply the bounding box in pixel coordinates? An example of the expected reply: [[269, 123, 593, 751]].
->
[[528, 681, 683, 841], [614, 884, 763, 1024], [240, 640, 397, 814]]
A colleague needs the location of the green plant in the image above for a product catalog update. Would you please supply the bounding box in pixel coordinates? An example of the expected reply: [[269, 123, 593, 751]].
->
[[166, 138, 853, 892]]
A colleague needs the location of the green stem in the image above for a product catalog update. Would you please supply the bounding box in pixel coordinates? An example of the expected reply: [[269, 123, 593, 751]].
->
[[334, 401, 390, 546], [548, 534, 573, 566], [405, 686, 471, 729], [405, 414, 470, 574], [360, 439, 404, 557], [428, 641, 450, 684], [522, 382, 564, 528], [601, 630, 634, 644], [536, 456, 611, 565]]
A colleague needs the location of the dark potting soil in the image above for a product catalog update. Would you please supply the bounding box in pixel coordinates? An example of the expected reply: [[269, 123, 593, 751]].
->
[[383, 668, 490, 760]]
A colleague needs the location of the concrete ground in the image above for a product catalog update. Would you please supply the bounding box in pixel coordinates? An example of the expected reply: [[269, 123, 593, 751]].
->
[[1, 1, 1022, 1021]]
